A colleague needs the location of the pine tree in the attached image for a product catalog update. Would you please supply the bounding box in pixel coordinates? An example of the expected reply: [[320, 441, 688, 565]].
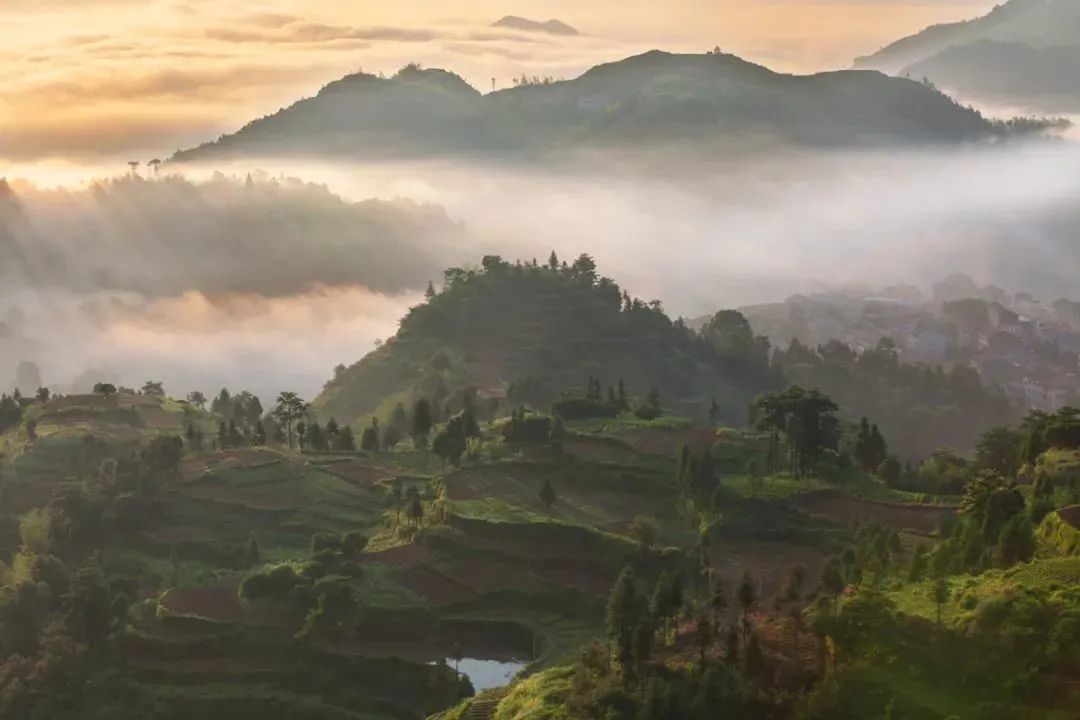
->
[[339, 425, 356, 451], [411, 399, 433, 448], [737, 571, 758, 642], [932, 576, 949, 630], [539, 478, 557, 510], [606, 567, 644, 682]]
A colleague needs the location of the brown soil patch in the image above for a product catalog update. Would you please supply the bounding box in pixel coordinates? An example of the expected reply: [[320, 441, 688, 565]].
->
[[158, 585, 284, 626], [621, 426, 716, 457], [562, 436, 638, 464], [1059, 505, 1080, 530], [794, 491, 954, 534], [438, 557, 539, 595], [531, 557, 616, 596], [175, 482, 305, 510], [391, 566, 477, 606], [707, 538, 828, 602], [323, 460, 390, 487], [179, 448, 284, 482], [358, 544, 433, 570]]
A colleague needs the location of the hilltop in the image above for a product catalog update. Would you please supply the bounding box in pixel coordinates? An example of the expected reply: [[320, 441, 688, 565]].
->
[[312, 254, 779, 430], [491, 16, 579, 36], [172, 50, 999, 165], [854, 0, 1080, 111]]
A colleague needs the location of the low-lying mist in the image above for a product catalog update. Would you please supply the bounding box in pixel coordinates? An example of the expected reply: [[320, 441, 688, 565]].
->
[[4, 139, 1080, 403]]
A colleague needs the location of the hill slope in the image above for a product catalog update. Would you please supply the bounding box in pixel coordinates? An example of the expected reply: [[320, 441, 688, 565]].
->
[[855, 0, 1080, 73], [173, 51, 997, 164], [854, 0, 1080, 111], [904, 40, 1080, 112], [312, 255, 777, 427]]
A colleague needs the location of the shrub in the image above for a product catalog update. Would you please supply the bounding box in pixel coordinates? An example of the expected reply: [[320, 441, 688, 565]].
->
[[311, 532, 341, 555], [341, 531, 369, 554], [552, 397, 618, 421]]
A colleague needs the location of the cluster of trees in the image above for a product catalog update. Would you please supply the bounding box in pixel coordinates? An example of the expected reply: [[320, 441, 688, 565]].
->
[[0, 426, 190, 716], [774, 337, 1016, 461], [751, 387, 840, 479], [503, 409, 562, 446], [551, 377, 663, 422], [0, 386, 54, 435], [852, 418, 889, 475], [558, 562, 796, 719]]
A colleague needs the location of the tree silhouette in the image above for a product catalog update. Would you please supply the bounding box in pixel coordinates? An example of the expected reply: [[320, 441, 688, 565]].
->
[[273, 392, 307, 450]]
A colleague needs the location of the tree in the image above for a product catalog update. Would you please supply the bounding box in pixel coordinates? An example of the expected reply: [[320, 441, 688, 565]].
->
[[392, 478, 404, 526], [975, 426, 1023, 479], [127, 160, 140, 176], [908, 544, 927, 582], [822, 560, 845, 606], [878, 456, 902, 486], [406, 491, 424, 528], [995, 513, 1035, 567], [708, 397, 721, 425], [93, 383, 116, 396], [695, 610, 714, 671], [339, 425, 356, 451], [737, 570, 758, 642], [412, 398, 433, 448], [64, 566, 112, 647], [186, 391, 207, 409], [141, 381, 164, 396], [272, 392, 307, 450], [932, 576, 950, 630], [539, 478, 557, 510], [854, 418, 888, 474], [711, 575, 728, 629], [450, 642, 463, 674], [361, 418, 380, 452], [606, 566, 645, 682], [148, 158, 162, 176], [252, 421, 267, 446]]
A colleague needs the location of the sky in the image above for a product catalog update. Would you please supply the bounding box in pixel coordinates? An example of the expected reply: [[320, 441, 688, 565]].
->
[[0, 0, 999, 168]]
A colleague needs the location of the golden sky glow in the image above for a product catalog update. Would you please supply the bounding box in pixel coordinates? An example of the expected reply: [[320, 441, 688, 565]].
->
[[0, 1, 998, 163]]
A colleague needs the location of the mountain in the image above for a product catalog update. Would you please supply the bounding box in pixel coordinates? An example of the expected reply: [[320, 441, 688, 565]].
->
[[492, 15, 579, 36], [172, 51, 1000, 165], [854, 0, 1080, 110]]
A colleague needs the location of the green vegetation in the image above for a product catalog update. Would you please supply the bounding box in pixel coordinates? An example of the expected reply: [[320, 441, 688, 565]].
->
[[3, 258, 1079, 720]]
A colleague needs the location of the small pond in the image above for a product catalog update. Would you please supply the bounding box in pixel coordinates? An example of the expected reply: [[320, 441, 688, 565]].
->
[[450, 657, 527, 693]]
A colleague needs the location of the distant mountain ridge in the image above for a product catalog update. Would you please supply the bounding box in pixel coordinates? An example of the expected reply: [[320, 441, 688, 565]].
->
[[172, 50, 1003, 165], [492, 15, 579, 36], [854, 0, 1080, 111]]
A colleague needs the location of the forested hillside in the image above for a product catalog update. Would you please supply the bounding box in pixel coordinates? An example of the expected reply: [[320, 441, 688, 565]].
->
[[314, 254, 779, 429]]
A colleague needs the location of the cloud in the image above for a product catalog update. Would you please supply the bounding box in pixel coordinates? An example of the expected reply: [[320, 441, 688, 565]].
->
[[204, 22, 438, 45]]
